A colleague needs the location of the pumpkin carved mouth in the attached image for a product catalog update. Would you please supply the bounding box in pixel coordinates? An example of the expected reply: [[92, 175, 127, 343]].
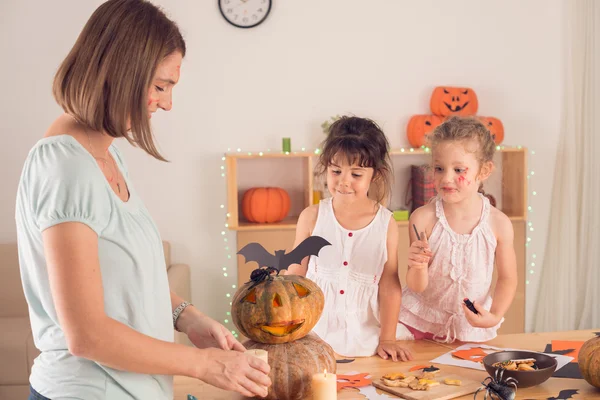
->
[[444, 101, 470, 112], [259, 319, 305, 336]]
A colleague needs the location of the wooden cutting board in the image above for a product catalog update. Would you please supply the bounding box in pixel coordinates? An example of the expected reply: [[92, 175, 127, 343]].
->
[[372, 373, 482, 400]]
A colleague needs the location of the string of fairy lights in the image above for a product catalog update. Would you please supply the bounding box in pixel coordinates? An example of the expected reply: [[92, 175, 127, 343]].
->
[[216, 146, 538, 336]]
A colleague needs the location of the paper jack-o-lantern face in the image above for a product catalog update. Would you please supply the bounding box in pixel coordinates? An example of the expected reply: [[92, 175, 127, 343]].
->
[[478, 116, 504, 145], [231, 275, 324, 344], [406, 114, 444, 148], [430, 87, 479, 117]]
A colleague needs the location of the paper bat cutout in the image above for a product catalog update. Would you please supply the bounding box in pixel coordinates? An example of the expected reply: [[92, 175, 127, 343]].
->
[[409, 364, 430, 372], [552, 340, 584, 362], [336, 373, 372, 391], [336, 358, 355, 363], [238, 236, 331, 272], [546, 348, 576, 355], [524, 389, 579, 400], [594, 332, 600, 337], [423, 365, 440, 372]]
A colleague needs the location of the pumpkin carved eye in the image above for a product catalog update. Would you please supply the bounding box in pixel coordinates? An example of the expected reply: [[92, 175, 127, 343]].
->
[[273, 293, 283, 307], [443, 89, 450, 94], [463, 90, 468, 95], [425, 121, 432, 126], [243, 288, 257, 304], [293, 282, 310, 298]]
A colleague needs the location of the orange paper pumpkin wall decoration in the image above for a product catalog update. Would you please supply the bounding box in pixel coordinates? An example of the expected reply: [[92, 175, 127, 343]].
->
[[231, 274, 324, 344], [406, 114, 443, 148], [478, 116, 504, 144], [242, 187, 291, 223], [430, 86, 479, 117]]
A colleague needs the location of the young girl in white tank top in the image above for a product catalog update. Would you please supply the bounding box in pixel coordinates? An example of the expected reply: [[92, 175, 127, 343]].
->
[[288, 116, 413, 359], [401, 116, 518, 343]]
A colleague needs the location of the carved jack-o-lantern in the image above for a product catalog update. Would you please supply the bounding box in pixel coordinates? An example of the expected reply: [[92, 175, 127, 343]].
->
[[430, 87, 479, 117], [231, 274, 324, 344], [406, 114, 444, 148], [478, 116, 504, 144]]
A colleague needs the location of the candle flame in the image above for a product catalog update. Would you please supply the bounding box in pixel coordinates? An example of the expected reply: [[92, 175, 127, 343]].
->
[[323, 369, 327, 377]]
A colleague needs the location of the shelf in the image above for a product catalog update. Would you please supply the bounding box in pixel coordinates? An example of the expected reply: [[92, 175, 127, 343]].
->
[[225, 147, 527, 230], [230, 215, 527, 231], [233, 217, 300, 231], [224, 147, 526, 159]]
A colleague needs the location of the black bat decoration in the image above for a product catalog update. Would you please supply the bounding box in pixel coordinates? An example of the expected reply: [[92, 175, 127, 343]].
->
[[238, 236, 331, 271], [546, 348, 576, 356], [336, 359, 355, 363], [594, 332, 600, 337], [464, 298, 479, 314], [524, 389, 579, 400], [423, 365, 440, 372], [238, 236, 331, 287]]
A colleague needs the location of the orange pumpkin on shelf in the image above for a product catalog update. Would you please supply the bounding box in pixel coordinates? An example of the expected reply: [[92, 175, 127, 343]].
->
[[579, 335, 600, 388], [406, 114, 443, 148], [232, 274, 324, 344], [242, 187, 290, 223], [430, 86, 478, 117], [479, 116, 504, 144]]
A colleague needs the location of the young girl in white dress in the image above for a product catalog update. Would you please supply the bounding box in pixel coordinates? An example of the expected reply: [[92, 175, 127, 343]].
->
[[288, 116, 414, 360]]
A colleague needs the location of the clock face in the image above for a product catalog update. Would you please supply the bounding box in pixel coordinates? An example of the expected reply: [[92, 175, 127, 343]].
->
[[219, 0, 272, 29]]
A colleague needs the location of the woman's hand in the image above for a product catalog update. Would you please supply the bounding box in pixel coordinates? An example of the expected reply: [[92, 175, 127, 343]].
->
[[184, 310, 245, 352], [196, 348, 271, 398], [462, 301, 501, 328], [376, 340, 413, 362], [407, 231, 432, 270]]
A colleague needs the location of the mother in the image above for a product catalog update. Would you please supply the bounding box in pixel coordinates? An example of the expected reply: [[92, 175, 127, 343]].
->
[[15, 1, 270, 399]]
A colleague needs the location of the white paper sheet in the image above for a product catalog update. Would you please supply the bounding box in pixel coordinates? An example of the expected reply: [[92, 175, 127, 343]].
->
[[429, 343, 573, 371]]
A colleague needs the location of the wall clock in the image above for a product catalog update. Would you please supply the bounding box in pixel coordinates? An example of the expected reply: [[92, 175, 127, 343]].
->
[[219, 0, 272, 29]]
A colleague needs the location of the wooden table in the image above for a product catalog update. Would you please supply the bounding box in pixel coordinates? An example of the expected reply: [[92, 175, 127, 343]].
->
[[174, 329, 600, 399]]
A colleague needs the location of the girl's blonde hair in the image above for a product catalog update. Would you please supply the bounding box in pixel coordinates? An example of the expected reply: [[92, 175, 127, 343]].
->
[[317, 116, 393, 205], [428, 116, 496, 192], [53, 0, 186, 161]]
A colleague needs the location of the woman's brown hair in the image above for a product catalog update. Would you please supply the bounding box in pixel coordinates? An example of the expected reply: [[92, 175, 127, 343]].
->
[[317, 116, 393, 205], [53, 0, 186, 161]]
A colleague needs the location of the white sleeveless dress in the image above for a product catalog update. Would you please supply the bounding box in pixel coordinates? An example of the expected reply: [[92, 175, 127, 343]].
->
[[307, 198, 413, 357]]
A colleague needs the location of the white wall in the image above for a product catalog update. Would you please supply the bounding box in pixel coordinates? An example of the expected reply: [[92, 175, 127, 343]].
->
[[0, 0, 564, 332]]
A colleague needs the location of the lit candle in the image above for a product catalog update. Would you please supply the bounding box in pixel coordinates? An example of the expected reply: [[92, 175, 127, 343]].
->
[[244, 349, 269, 364], [312, 369, 336, 400]]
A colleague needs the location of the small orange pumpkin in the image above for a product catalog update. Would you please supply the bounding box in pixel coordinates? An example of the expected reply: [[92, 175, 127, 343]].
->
[[232, 274, 324, 344], [479, 116, 504, 144], [579, 335, 600, 388], [430, 86, 478, 117], [242, 187, 290, 223], [406, 114, 443, 148]]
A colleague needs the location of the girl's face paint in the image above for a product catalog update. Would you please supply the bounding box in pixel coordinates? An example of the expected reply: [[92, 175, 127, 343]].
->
[[432, 142, 482, 203]]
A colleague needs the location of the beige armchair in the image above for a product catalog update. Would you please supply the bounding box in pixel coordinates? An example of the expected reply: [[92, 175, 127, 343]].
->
[[0, 241, 191, 399]]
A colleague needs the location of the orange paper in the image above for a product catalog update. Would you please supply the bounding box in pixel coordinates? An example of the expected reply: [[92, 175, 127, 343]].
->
[[336, 373, 372, 391], [551, 340, 585, 363], [409, 364, 430, 372], [451, 347, 487, 362]]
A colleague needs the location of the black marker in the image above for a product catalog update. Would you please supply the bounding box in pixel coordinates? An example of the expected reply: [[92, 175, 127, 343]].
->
[[464, 298, 479, 315], [412, 224, 421, 240]]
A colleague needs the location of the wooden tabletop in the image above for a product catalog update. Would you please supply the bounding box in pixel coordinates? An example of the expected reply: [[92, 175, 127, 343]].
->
[[174, 329, 600, 399]]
